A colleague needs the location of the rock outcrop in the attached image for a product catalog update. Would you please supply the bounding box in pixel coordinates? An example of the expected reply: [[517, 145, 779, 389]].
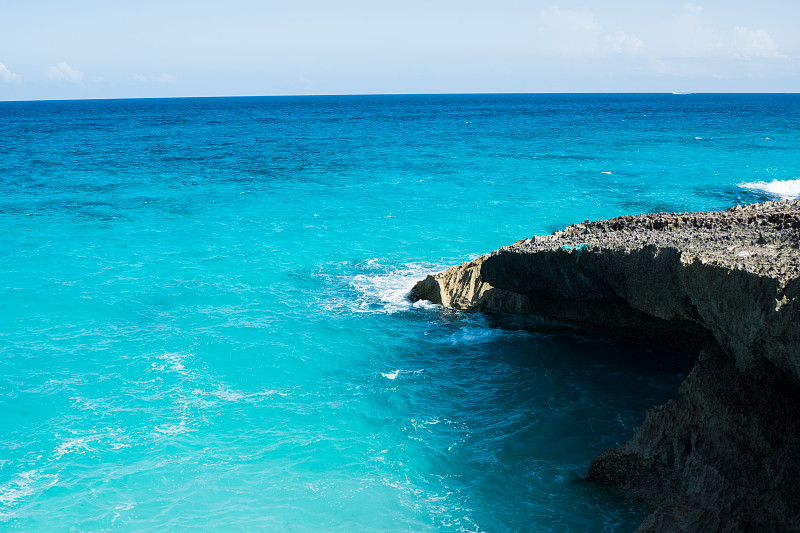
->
[[409, 200, 800, 532]]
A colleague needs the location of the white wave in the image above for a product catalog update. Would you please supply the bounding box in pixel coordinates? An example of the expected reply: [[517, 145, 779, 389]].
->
[[436, 313, 531, 346], [443, 325, 503, 346], [349, 262, 445, 314], [53, 436, 96, 460], [213, 388, 244, 402], [112, 502, 136, 525], [381, 369, 423, 381], [154, 419, 190, 436], [739, 178, 800, 199], [0, 470, 59, 509], [0, 428, 136, 516], [152, 351, 192, 377], [209, 386, 279, 403]]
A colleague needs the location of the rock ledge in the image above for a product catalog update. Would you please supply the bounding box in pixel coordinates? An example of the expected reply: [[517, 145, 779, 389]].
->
[[409, 200, 800, 532]]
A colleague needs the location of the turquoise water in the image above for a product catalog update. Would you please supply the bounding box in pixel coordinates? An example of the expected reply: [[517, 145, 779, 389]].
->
[[1, 94, 798, 531]]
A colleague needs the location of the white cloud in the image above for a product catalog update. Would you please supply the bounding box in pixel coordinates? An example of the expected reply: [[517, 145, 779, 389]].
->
[[650, 57, 716, 78], [663, 4, 784, 61], [666, 4, 723, 58], [603, 32, 644, 55], [652, 5, 788, 79], [538, 7, 602, 57], [47, 62, 83, 83], [0, 62, 21, 83], [731, 26, 782, 60], [130, 73, 179, 84], [537, 7, 644, 58], [152, 74, 178, 84]]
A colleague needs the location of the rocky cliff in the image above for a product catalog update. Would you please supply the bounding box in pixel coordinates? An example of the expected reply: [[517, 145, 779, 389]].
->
[[409, 200, 800, 532]]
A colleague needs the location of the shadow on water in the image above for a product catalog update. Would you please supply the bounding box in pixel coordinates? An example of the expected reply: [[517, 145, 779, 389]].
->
[[481, 311, 698, 370], [395, 307, 695, 531]]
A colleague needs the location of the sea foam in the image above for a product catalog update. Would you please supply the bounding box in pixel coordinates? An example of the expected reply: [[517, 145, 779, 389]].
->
[[349, 262, 444, 313], [739, 178, 800, 199]]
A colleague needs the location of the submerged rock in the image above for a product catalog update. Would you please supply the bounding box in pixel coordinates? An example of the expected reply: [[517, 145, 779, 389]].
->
[[409, 200, 800, 532]]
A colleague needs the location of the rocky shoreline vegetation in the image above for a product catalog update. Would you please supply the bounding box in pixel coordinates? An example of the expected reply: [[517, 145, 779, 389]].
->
[[409, 200, 800, 532]]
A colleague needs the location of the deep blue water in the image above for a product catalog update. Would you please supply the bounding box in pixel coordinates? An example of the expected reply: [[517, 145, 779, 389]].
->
[[1, 94, 798, 531]]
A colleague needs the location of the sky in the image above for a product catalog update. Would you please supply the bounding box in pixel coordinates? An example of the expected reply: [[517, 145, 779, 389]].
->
[[1, 1, 798, 100]]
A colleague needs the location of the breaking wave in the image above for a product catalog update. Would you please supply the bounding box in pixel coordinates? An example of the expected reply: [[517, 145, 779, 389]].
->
[[739, 178, 800, 200]]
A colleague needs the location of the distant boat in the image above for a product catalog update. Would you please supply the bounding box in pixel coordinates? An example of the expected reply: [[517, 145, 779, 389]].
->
[[672, 92, 693, 95]]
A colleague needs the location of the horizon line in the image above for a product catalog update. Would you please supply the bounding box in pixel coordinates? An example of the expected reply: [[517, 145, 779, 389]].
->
[[3, 90, 800, 104]]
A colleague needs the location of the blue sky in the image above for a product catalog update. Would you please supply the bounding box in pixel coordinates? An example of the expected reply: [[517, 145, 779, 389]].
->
[[1, 1, 798, 100]]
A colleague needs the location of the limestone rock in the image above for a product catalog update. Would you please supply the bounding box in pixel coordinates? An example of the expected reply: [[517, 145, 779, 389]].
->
[[408, 200, 800, 532]]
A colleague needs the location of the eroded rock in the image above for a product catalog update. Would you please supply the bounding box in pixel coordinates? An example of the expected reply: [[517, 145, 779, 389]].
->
[[409, 200, 800, 532]]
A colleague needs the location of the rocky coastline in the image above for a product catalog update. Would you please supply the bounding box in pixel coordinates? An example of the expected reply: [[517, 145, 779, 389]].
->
[[408, 200, 800, 532]]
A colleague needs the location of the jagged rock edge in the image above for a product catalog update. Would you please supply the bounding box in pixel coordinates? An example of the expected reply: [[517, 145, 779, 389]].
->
[[408, 200, 800, 532]]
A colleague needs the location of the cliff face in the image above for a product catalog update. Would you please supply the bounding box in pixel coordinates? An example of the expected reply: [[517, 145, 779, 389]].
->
[[409, 200, 800, 532]]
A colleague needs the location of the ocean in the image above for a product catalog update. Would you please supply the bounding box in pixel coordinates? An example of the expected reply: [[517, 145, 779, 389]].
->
[[1, 94, 798, 532]]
